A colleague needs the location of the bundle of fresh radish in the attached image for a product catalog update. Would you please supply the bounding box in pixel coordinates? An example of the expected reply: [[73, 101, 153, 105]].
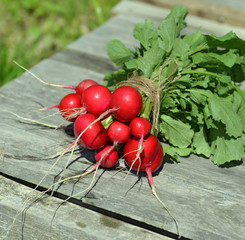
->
[[9, 5, 245, 239], [105, 6, 245, 166], [56, 81, 164, 178]]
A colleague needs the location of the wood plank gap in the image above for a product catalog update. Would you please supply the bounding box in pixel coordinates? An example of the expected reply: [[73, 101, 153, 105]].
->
[[0, 171, 189, 240]]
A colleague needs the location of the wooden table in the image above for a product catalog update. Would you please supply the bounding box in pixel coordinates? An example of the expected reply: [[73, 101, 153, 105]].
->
[[1, 1, 245, 239]]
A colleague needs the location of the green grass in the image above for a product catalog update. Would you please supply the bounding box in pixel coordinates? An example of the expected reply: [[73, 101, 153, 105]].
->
[[0, 0, 120, 86]]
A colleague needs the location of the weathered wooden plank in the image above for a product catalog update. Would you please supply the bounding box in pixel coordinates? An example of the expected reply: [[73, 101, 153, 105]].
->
[[1, 54, 245, 240], [113, 1, 245, 39], [0, 176, 173, 240], [0, 3, 245, 240], [137, 0, 245, 28], [52, 49, 117, 75], [200, 0, 245, 10], [67, 14, 142, 59]]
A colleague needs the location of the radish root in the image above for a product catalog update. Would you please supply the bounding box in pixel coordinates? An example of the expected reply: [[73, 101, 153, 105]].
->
[[1, 110, 60, 129], [13, 61, 73, 89], [146, 168, 181, 239]]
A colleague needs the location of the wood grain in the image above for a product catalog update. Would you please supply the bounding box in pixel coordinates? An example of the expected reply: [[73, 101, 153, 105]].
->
[[113, 1, 245, 39], [0, 2, 245, 240], [138, 0, 245, 28], [0, 176, 173, 240]]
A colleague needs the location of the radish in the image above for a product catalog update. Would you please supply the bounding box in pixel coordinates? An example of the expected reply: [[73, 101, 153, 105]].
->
[[110, 86, 142, 122], [107, 121, 131, 144], [71, 145, 119, 183], [58, 93, 83, 122], [46, 78, 98, 97], [74, 113, 108, 150], [94, 145, 119, 169], [123, 134, 160, 172], [36, 84, 111, 122], [82, 84, 111, 117], [129, 117, 152, 138], [123, 136, 180, 237], [73, 79, 98, 96], [39, 93, 84, 122]]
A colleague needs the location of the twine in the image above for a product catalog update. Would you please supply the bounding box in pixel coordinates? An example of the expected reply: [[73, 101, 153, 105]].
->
[[117, 58, 179, 135]]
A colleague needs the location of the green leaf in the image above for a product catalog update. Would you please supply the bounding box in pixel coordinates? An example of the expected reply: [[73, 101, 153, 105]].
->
[[162, 144, 181, 163], [170, 38, 190, 58], [161, 92, 176, 110], [210, 126, 245, 165], [189, 91, 207, 105], [133, 19, 159, 50], [190, 89, 243, 137], [238, 104, 245, 131], [168, 5, 188, 32], [212, 136, 245, 165], [208, 96, 243, 138], [193, 126, 212, 158], [106, 39, 134, 66], [206, 31, 245, 54], [104, 68, 129, 88], [190, 101, 201, 121], [191, 49, 242, 68], [137, 47, 165, 78], [191, 75, 210, 89], [173, 147, 192, 157], [168, 75, 192, 89], [232, 91, 243, 112], [125, 59, 137, 70], [182, 29, 208, 54], [216, 76, 233, 96], [160, 114, 194, 148], [158, 6, 188, 53], [231, 64, 245, 83]]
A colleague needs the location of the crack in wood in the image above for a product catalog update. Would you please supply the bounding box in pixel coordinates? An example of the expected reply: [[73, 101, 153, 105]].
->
[[0, 171, 190, 240]]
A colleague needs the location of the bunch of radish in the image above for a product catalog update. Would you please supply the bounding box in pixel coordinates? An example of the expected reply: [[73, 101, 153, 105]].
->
[[51, 79, 180, 234], [13, 63, 165, 180], [50, 79, 164, 180], [12, 63, 179, 236]]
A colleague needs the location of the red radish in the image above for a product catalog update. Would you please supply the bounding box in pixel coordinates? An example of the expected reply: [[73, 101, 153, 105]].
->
[[145, 143, 180, 238], [107, 121, 131, 144], [123, 137, 180, 237], [36, 83, 111, 122], [58, 93, 83, 122], [82, 85, 111, 117], [74, 113, 108, 149], [39, 93, 84, 122], [110, 86, 142, 122], [94, 145, 119, 169], [147, 143, 163, 173], [123, 134, 160, 172], [129, 117, 152, 138], [74, 79, 98, 96], [52, 79, 98, 96]]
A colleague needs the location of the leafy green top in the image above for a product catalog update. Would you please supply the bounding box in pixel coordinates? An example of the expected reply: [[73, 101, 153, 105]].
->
[[105, 6, 245, 165]]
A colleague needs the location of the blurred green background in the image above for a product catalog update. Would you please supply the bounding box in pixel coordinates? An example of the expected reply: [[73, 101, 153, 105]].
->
[[0, 0, 120, 87]]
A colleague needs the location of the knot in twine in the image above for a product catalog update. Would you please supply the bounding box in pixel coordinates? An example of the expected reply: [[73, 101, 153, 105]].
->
[[117, 58, 179, 135]]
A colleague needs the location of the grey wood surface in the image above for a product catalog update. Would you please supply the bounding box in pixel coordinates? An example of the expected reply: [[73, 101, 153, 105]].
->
[[0, 176, 172, 240], [117, 1, 245, 39], [0, 1, 245, 240], [196, 0, 245, 10]]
